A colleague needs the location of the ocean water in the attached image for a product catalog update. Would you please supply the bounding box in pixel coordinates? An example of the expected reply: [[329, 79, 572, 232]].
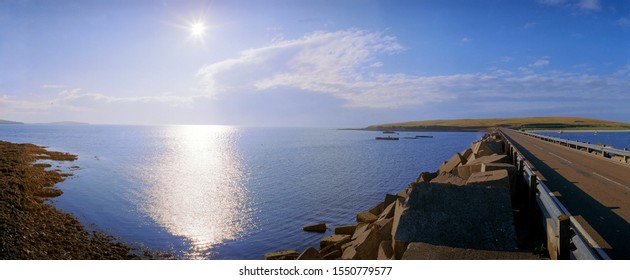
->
[[536, 131, 630, 151], [0, 125, 483, 259]]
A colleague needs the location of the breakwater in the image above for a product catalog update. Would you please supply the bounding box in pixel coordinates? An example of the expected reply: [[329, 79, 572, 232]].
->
[[266, 130, 539, 260]]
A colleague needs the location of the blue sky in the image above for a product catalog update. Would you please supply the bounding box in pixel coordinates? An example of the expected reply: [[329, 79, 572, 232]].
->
[[1, 0, 629, 126]]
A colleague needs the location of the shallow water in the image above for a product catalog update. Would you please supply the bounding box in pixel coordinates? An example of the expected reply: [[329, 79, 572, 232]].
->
[[0, 125, 484, 259]]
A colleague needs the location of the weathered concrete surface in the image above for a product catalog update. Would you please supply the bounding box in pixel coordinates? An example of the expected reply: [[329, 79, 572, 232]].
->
[[454, 164, 483, 180], [401, 242, 538, 260], [320, 234, 351, 249], [430, 171, 466, 186], [334, 225, 357, 235], [416, 171, 438, 183], [481, 163, 516, 173], [465, 169, 510, 187], [394, 182, 518, 251], [341, 227, 381, 260], [466, 154, 510, 165], [438, 153, 466, 173], [368, 202, 385, 216], [377, 240, 394, 260]]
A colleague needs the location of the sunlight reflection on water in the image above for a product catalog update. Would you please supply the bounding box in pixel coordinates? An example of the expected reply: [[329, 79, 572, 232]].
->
[[138, 125, 253, 258]]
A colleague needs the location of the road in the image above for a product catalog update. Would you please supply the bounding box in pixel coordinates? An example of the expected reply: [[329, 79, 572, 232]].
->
[[501, 129, 630, 259]]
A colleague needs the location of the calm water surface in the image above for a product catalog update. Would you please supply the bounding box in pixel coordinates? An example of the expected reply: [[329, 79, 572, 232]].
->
[[536, 131, 630, 151], [0, 125, 484, 259]]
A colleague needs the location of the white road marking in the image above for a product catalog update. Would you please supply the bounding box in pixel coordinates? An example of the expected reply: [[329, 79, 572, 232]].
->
[[549, 152, 573, 164], [531, 143, 544, 150], [592, 172, 630, 190]]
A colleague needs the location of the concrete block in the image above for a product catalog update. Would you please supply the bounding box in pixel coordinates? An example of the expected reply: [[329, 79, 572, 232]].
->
[[466, 169, 510, 187], [430, 171, 466, 186], [320, 234, 351, 249], [368, 202, 385, 216], [357, 211, 378, 223], [395, 182, 517, 251], [384, 193, 404, 206], [401, 242, 539, 260], [265, 250, 299, 260], [461, 148, 473, 163], [334, 225, 357, 235], [341, 227, 381, 260], [297, 247, 322, 260], [454, 164, 483, 180], [466, 154, 509, 165], [416, 171, 438, 183], [322, 249, 342, 260], [377, 240, 394, 260], [439, 152, 466, 173]]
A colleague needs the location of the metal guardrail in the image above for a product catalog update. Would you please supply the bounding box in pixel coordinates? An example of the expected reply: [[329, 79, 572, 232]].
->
[[517, 130, 630, 162], [499, 129, 611, 260]]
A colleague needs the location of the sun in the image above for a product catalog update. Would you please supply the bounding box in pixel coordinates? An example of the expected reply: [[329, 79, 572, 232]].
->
[[189, 21, 207, 39]]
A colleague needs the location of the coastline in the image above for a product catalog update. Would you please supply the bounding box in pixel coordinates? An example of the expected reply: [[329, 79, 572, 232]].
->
[[0, 140, 160, 259]]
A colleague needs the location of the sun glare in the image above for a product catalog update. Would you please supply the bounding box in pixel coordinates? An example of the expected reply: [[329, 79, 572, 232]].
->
[[189, 21, 207, 39]]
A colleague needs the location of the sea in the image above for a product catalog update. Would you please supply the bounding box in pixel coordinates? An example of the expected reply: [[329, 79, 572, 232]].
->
[[1, 125, 485, 259], [536, 131, 630, 151]]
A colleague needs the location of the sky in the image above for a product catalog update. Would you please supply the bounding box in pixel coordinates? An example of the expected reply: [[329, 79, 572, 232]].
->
[[1, 0, 629, 126]]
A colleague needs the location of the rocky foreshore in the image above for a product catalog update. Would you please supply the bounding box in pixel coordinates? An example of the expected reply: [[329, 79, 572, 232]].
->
[[0, 140, 160, 259], [266, 130, 540, 260]]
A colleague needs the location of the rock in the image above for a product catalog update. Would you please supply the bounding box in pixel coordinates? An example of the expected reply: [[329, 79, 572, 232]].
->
[[392, 240, 410, 260], [320, 234, 352, 249], [466, 154, 509, 165], [372, 218, 394, 241], [334, 225, 357, 235], [453, 164, 483, 180], [430, 171, 466, 186], [368, 202, 385, 216], [357, 211, 378, 223], [303, 223, 327, 233], [395, 182, 517, 251], [466, 169, 510, 187], [438, 153, 466, 173], [377, 240, 394, 260], [264, 250, 300, 260], [481, 163, 515, 173], [472, 140, 503, 157], [398, 187, 410, 199], [297, 246, 322, 260], [416, 171, 438, 183]]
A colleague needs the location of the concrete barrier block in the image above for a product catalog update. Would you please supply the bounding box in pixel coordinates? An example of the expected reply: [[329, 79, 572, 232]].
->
[[438, 152, 466, 173], [466, 154, 509, 165], [466, 169, 510, 187], [334, 224, 357, 235], [454, 164, 483, 180], [320, 234, 351, 249], [395, 182, 517, 251], [430, 171, 466, 186], [297, 246, 322, 260]]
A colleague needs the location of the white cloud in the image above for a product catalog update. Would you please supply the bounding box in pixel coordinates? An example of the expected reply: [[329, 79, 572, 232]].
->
[[539, 0, 600, 11], [41, 84, 67, 89], [530, 59, 550, 67], [193, 29, 630, 109], [618, 17, 630, 27], [460, 37, 471, 44]]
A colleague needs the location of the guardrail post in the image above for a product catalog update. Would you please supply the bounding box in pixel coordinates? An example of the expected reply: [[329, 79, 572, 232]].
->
[[513, 151, 518, 166], [558, 214, 570, 260], [624, 148, 628, 163], [529, 174, 537, 211]]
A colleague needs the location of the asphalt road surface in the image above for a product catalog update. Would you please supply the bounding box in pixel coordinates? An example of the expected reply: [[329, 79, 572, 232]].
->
[[501, 129, 630, 259]]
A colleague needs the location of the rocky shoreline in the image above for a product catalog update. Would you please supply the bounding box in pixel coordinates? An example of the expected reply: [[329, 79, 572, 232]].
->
[[0, 140, 161, 259], [266, 130, 542, 260]]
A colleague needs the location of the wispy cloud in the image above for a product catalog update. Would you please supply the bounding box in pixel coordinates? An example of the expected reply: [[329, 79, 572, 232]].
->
[[41, 84, 67, 89], [539, 0, 601, 12], [524, 22, 537, 29], [459, 37, 472, 45], [529, 58, 551, 67], [195, 29, 630, 110], [618, 17, 630, 27]]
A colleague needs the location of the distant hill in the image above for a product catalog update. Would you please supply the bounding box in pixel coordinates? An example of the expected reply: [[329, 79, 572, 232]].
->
[[0, 119, 23, 124], [38, 121, 89, 125], [364, 117, 630, 132]]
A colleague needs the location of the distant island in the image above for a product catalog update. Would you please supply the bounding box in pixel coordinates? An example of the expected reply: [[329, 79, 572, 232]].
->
[[0, 119, 24, 124], [34, 121, 90, 125], [362, 117, 630, 132]]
